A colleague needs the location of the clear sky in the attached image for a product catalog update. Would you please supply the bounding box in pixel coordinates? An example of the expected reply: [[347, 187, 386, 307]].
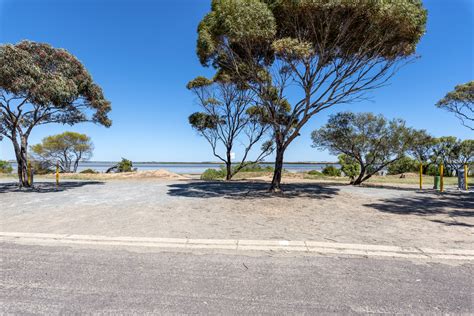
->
[[0, 0, 473, 162]]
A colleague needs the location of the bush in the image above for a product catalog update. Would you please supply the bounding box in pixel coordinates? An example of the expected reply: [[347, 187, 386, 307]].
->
[[234, 163, 274, 173], [30, 160, 54, 174], [200, 168, 225, 180], [387, 156, 418, 175], [80, 168, 98, 174], [0, 160, 13, 173], [307, 170, 323, 176], [338, 154, 360, 179], [322, 165, 341, 177], [117, 158, 133, 172]]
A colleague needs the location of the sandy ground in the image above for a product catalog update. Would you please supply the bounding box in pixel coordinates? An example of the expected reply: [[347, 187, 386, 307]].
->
[[0, 178, 472, 250]]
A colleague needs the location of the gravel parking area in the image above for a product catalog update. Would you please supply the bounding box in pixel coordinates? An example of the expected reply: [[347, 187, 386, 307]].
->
[[1, 179, 472, 250]]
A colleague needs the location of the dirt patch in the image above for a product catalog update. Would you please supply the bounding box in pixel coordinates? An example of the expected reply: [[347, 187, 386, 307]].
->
[[1, 179, 472, 250]]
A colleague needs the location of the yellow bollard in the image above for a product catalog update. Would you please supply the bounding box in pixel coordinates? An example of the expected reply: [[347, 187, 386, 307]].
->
[[419, 162, 423, 190], [465, 164, 469, 191], [56, 162, 59, 187], [440, 164, 444, 192]]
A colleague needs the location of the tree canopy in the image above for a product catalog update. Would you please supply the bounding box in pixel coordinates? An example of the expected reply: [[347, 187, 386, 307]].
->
[[196, 0, 427, 192], [30, 132, 93, 173], [312, 112, 414, 185], [0, 41, 111, 187], [436, 81, 474, 130]]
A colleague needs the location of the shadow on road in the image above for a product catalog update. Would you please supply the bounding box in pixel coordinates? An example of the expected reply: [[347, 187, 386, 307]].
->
[[364, 191, 474, 227], [167, 180, 340, 200], [0, 181, 104, 194]]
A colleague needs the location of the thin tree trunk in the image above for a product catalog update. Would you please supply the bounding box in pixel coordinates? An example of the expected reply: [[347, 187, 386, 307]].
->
[[269, 144, 284, 193], [352, 166, 366, 185], [225, 149, 232, 181]]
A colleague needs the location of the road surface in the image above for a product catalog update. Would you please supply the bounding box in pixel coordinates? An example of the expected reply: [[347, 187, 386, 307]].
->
[[1, 242, 472, 314]]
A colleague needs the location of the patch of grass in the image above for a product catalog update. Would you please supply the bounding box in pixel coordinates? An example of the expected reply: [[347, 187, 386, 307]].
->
[[200, 168, 225, 180]]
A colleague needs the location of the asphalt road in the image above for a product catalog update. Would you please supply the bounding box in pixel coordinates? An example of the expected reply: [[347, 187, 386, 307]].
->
[[1, 242, 472, 314]]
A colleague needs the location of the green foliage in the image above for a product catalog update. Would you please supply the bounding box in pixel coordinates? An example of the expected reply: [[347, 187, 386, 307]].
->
[[0, 41, 111, 127], [322, 165, 341, 177], [117, 158, 134, 173], [436, 81, 473, 130], [338, 154, 360, 179], [232, 163, 273, 173], [432, 137, 473, 176], [425, 164, 439, 176], [200, 168, 225, 180], [188, 112, 218, 131], [197, 0, 427, 66], [0, 160, 13, 173], [79, 168, 98, 174], [312, 112, 414, 184], [307, 170, 323, 176], [30, 131, 94, 173], [30, 160, 54, 175], [387, 156, 418, 175]]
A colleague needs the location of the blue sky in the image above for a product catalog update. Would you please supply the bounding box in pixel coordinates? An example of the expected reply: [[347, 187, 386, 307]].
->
[[0, 0, 473, 162]]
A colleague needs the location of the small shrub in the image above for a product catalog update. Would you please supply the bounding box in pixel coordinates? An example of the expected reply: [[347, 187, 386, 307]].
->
[[0, 160, 13, 173], [234, 163, 273, 173], [307, 170, 323, 176], [31, 160, 54, 174], [117, 158, 133, 172], [80, 168, 98, 174], [322, 165, 341, 177], [201, 168, 225, 180]]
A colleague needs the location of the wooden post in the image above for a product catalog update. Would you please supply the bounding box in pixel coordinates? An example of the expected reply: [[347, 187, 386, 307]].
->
[[465, 164, 469, 191], [419, 162, 423, 190], [56, 162, 59, 187], [440, 164, 444, 192]]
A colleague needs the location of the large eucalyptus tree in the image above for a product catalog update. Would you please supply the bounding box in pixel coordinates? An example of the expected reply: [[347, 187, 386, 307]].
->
[[195, 0, 427, 192], [0, 41, 111, 187]]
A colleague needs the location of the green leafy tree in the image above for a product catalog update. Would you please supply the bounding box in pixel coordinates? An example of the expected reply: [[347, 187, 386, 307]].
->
[[431, 137, 474, 176], [312, 112, 414, 185], [0, 160, 13, 173], [30, 132, 94, 173], [436, 81, 473, 130], [338, 154, 360, 182], [196, 0, 427, 192], [387, 156, 418, 175], [408, 129, 437, 174], [187, 76, 273, 180], [0, 41, 111, 187]]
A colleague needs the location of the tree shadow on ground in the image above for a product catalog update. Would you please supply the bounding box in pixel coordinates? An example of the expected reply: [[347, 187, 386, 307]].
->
[[364, 191, 474, 227], [0, 181, 104, 194], [167, 180, 340, 200]]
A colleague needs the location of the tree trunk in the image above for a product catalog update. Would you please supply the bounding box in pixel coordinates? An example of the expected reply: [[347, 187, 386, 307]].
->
[[225, 150, 232, 181], [269, 144, 284, 193], [14, 137, 31, 188], [352, 166, 366, 185]]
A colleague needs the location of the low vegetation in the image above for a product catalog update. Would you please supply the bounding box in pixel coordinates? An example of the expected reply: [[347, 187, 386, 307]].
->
[[0, 160, 13, 173]]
